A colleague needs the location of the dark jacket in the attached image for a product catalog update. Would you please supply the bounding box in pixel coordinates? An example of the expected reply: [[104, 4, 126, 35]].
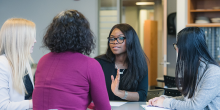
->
[[95, 54, 148, 101]]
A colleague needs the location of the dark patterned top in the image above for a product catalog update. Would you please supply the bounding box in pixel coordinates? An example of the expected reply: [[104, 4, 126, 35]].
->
[[23, 70, 33, 100]]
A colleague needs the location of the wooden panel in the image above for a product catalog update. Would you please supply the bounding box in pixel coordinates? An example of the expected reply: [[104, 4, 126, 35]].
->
[[195, 12, 220, 18], [189, 12, 220, 23], [195, 0, 220, 10], [144, 20, 158, 87], [188, 0, 194, 23], [189, 0, 195, 10], [186, 23, 220, 27], [187, 0, 220, 25], [191, 9, 220, 12]]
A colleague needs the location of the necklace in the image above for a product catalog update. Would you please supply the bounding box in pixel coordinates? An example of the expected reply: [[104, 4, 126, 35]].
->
[[115, 64, 125, 74]]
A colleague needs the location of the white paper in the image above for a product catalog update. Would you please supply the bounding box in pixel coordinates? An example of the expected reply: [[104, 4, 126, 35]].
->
[[110, 101, 127, 107], [141, 105, 171, 110]]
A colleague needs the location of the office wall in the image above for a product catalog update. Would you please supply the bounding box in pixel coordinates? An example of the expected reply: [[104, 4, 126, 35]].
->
[[176, 0, 187, 33], [124, 6, 138, 35], [0, 0, 98, 63], [154, 0, 163, 85], [167, 0, 177, 77], [139, 9, 154, 48]]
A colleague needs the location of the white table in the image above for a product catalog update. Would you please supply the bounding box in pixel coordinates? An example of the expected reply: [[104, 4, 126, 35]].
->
[[110, 101, 172, 110], [110, 101, 147, 110]]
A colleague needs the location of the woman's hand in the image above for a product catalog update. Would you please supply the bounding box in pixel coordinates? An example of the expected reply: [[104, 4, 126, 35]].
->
[[111, 69, 120, 96], [149, 97, 165, 107], [149, 97, 160, 106]]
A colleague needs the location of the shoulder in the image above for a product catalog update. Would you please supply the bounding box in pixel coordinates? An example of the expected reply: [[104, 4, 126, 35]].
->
[[0, 54, 8, 64], [197, 64, 220, 95], [95, 54, 105, 61], [199, 64, 220, 84], [205, 64, 220, 76], [85, 56, 102, 68], [0, 55, 10, 68], [86, 56, 105, 77], [95, 54, 112, 64], [38, 52, 53, 62]]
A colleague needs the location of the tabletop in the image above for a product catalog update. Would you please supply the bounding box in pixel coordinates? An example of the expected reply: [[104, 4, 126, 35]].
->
[[110, 101, 147, 110]]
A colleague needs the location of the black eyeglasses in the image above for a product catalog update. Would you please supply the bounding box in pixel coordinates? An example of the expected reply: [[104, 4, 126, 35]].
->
[[107, 36, 126, 44], [173, 43, 177, 50]]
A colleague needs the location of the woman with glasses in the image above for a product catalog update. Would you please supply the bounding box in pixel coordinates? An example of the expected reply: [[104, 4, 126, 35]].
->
[[149, 27, 220, 110], [95, 23, 149, 101]]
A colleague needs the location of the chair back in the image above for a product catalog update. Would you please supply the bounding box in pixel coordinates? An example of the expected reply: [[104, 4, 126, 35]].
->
[[164, 88, 181, 97], [164, 75, 176, 88], [146, 89, 164, 101]]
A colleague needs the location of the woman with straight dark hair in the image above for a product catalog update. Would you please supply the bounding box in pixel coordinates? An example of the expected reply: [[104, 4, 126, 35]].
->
[[32, 10, 111, 110], [95, 23, 148, 101], [149, 27, 220, 110]]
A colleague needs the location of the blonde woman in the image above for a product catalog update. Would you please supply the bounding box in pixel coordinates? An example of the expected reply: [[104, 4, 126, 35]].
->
[[0, 18, 36, 110]]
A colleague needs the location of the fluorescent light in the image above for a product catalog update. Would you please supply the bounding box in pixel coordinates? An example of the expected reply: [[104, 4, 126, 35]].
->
[[136, 2, 155, 5]]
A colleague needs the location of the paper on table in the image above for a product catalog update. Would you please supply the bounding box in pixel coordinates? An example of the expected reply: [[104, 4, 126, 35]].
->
[[110, 101, 127, 106], [141, 105, 171, 110]]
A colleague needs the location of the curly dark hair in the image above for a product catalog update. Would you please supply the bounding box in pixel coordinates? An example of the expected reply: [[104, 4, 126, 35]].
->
[[43, 10, 95, 55]]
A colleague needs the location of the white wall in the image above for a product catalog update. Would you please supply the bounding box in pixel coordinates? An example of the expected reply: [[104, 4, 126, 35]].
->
[[154, 0, 164, 85], [125, 6, 139, 35], [176, 0, 187, 33], [139, 10, 148, 47], [139, 9, 154, 48], [167, 0, 177, 15], [0, 0, 98, 63], [167, 0, 177, 77]]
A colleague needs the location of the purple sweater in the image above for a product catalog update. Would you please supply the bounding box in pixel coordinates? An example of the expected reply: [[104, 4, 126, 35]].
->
[[33, 52, 111, 110]]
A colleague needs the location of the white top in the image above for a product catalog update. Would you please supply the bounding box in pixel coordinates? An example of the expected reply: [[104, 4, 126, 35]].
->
[[0, 55, 34, 110]]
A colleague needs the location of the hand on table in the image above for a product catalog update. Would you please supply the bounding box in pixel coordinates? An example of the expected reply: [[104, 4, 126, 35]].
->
[[148, 97, 165, 107]]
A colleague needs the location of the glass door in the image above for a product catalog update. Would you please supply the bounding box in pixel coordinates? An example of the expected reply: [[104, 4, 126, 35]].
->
[[98, 0, 121, 55]]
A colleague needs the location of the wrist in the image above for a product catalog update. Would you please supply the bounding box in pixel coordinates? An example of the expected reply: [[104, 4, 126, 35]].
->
[[116, 90, 128, 99], [122, 91, 128, 99], [115, 90, 124, 98]]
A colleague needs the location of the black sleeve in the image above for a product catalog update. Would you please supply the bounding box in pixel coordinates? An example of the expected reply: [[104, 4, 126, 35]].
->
[[137, 74, 148, 101], [94, 57, 115, 101], [23, 74, 34, 100], [95, 58, 101, 63]]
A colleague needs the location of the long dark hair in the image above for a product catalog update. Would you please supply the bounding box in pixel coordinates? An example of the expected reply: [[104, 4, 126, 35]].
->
[[106, 23, 148, 91], [43, 10, 95, 55], [175, 27, 218, 98]]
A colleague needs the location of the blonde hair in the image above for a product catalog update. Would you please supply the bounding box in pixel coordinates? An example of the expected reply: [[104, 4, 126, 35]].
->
[[0, 18, 36, 94]]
